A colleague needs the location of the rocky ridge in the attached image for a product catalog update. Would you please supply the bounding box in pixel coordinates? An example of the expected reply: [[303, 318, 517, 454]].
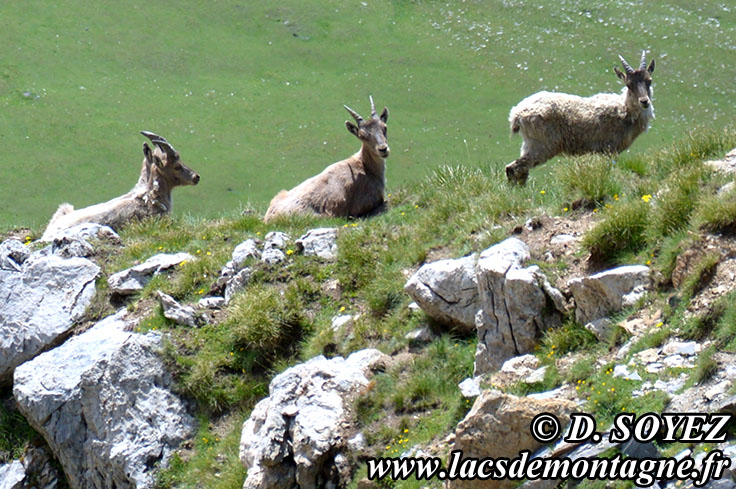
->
[[3, 149, 736, 489]]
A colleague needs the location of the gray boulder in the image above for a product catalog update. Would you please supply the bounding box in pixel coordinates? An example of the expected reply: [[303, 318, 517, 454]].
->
[[47, 222, 122, 258], [224, 267, 253, 304], [107, 252, 193, 295], [264, 231, 290, 250], [232, 238, 261, 269], [0, 445, 61, 489], [239, 349, 388, 489], [474, 238, 564, 374], [13, 310, 196, 489], [568, 265, 652, 333], [0, 239, 31, 271], [404, 254, 480, 333], [0, 246, 99, 384], [39, 221, 121, 244], [157, 291, 201, 327], [296, 228, 338, 260], [0, 461, 25, 489]]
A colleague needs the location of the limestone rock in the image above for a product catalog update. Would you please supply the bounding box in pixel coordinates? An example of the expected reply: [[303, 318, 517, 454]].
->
[[474, 238, 564, 374], [0, 460, 24, 489], [449, 390, 576, 489], [0, 246, 99, 384], [296, 228, 338, 260], [404, 254, 480, 333], [224, 267, 252, 304], [47, 222, 122, 258], [157, 291, 201, 327], [232, 238, 261, 268], [704, 148, 736, 174], [13, 310, 196, 489], [108, 252, 193, 295], [568, 265, 652, 327], [40, 221, 122, 244], [0, 239, 30, 272], [458, 377, 481, 398], [0, 445, 61, 489], [198, 296, 225, 309], [264, 231, 290, 250], [261, 247, 286, 265], [405, 326, 434, 345], [212, 239, 260, 296], [239, 349, 388, 489]]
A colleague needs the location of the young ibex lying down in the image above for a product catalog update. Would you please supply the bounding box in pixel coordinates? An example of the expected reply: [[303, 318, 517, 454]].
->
[[41, 131, 200, 240], [506, 51, 655, 184], [264, 96, 390, 222]]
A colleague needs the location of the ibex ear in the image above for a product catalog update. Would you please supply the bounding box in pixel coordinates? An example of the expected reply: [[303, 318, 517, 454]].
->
[[345, 120, 360, 138], [142, 142, 153, 162], [153, 155, 164, 170], [647, 59, 655, 73], [380, 107, 389, 123], [614, 67, 626, 81]]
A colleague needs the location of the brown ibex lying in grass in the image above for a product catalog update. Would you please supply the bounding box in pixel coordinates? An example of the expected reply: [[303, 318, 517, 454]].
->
[[264, 96, 390, 222], [41, 131, 200, 240], [506, 51, 655, 184]]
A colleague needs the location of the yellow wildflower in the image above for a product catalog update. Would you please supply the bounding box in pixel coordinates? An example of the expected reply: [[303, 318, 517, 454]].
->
[[641, 194, 652, 203]]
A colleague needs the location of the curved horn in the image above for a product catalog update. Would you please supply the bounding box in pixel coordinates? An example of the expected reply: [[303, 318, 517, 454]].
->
[[140, 131, 176, 156], [618, 54, 634, 74], [639, 50, 647, 70], [369, 95, 377, 118], [344, 105, 363, 123], [141, 130, 164, 142]]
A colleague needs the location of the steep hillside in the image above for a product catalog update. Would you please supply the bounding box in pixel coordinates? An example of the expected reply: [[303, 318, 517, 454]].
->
[[3, 127, 736, 488]]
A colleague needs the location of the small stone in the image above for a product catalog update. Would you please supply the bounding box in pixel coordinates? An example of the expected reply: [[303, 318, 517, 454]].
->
[[525, 366, 547, 384], [198, 296, 225, 309], [458, 377, 481, 398], [331, 314, 356, 332], [405, 326, 434, 344], [264, 231, 290, 250], [261, 247, 286, 265], [550, 234, 576, 245]]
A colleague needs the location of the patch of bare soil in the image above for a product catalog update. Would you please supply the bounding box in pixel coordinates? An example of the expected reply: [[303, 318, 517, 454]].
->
[[680, 233, 736, 315], [509, 211, 600, 290]]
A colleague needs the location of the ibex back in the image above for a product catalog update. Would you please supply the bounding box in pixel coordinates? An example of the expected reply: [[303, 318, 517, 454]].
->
[[506, 51, 655, 184], [264, 96, 390, 222], [41, 131, 200, 240]]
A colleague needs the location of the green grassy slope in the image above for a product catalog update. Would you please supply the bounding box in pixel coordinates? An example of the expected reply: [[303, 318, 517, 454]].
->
[[1, 0, 734, 228]]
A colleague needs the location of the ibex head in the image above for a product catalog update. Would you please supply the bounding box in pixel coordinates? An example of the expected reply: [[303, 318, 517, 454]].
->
[[140, 131, 200, 187], [344, 96, 390, 159], [614, 51, 655, 110]]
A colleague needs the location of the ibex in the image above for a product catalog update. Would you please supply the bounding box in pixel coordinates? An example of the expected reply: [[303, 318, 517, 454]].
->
[[41, 132, 200, 240], [264, 96, 390, 222], [505, 51, 655, 184]]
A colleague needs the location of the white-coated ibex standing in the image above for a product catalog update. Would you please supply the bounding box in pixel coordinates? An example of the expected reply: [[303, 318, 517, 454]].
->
[[506, 51, 655, 184], [264, 96, 390, 222], [41, 131, 200, 240]]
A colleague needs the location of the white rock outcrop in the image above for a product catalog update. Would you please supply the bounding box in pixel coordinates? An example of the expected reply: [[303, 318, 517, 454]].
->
[[295, 228, 338, 260], [404, 254, 480, 333], [0, 460, 25, 489], [568, 265, 652, 333], [0, 240, 99, 384], [474, 238, 565, 374], [13, 310, 196, 489], [239, 349, 388, 489], [404, 238, 565, 375], [157, 291, 201, 327], [107, 252, 193, 295]]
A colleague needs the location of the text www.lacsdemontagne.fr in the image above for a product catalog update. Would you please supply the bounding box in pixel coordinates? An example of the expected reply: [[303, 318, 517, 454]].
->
[[366, 449, 730, 487]]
